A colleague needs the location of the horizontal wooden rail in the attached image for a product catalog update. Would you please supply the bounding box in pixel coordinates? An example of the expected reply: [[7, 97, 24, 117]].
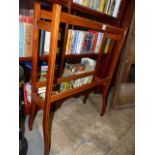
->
[[36, 70, 96, 88], [40, 9, 124, 34], [36, 81, 47, 88], [37, 20, 52, 31], [57, 70, 96, 83], [50, 77, 110, 102], [64, 53, 98, 59]]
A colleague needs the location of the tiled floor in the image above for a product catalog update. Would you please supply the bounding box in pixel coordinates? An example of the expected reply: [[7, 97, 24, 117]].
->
[[25, 94, 135, 155]]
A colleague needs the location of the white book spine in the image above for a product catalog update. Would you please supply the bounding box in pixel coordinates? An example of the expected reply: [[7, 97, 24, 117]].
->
[[44, 31, 51, 53], [112, 0, 121, 17]]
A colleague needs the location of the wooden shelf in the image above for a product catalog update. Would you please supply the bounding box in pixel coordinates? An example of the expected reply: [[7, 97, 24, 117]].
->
[[44, 0, 121, 25], [19, 54, 61, 62], [64, 53, 98, 59]]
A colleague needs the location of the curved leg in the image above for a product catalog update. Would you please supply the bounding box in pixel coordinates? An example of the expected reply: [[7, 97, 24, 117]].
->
[[83, 93, 89, 104], [28, 100, 37, 130], [100, 85, 109, 116], [100, 95, 107, 116]]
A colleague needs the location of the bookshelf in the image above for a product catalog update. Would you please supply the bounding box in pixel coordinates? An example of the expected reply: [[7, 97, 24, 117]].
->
[[19, 0, 134, 154], [19, 0, 134, 62], [26, 2, 127, 155]]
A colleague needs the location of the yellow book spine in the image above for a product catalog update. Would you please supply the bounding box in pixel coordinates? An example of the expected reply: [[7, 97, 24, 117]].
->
[[99, 0, 105, 12], [83, 0, 89, 7], [65, 30, 72, 54]]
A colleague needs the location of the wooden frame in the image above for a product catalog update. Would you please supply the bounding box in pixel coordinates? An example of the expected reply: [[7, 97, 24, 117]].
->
[[28, 2, 127, 155]]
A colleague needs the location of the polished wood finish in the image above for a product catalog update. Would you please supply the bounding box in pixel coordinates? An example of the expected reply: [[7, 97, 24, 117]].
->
[[43, 4, 61, 155], [29, 2, 41, 130], [27, 3, 127, 155]]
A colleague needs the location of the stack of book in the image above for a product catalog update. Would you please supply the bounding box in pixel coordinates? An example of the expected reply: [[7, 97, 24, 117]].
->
[[73, 0, 122, 17], [19, 15, 33, 57], [25, 83, 58, 101], [60, 58, 96, 92], [37, 62, 48, 82], [65, 29, 103, 55]]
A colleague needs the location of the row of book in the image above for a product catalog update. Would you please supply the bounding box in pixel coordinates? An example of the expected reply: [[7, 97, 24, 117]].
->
[[25, 61, 59, 101], [25, 83, 58, 101], [19, 15, 33, 57], [65, 29, 104, 55], [60, 58, 96, 92], [73, 0, 122, 17]]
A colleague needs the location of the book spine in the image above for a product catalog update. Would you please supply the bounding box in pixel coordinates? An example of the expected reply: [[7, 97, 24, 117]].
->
[[76, 31, 82, 54], [112, 0, 121, 17], [104, 38, 111, 54], [82, 0, 89, 7], [108, 0, 115, 15], [96, 0, 101, 10], [88, 30, 99, 53], [80, 31, 86, 54], [65, 30, 72, 54], [24, 23, 33, 56], [98, 0, 105, 12], [73, 31, 80, 54], [95, 32, 104, 53], [70, 30, 76, 54], [44, 31, 51, 54], [106, 0, 111, 14], [39, 30, 45, 56], [19, 23, 24, 57]]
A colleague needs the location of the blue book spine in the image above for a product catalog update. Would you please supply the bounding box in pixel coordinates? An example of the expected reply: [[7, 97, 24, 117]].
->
[[73, 31, 80, 54], [93, 0, 100, 10], [70, 30, 76, 54], [83, 32, 89, 53], [19, 23, 24, 57], [85, 33, 94, 53], [72, 30, 77, 54]]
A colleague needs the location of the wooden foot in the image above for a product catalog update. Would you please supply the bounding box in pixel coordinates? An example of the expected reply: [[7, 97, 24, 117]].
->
[[83, 93, 89, 104], [43, 108, 55, 155], [28, 100, 36, 130], [100, 95, 106, 116]]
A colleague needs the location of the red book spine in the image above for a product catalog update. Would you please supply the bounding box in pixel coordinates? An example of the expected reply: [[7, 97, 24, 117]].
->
[[88, 30, 99, 53]]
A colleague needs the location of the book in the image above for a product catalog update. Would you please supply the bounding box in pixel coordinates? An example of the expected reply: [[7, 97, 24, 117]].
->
[[70, 30, 76, 54], [112, 0, 122, 17], [44, 31, 51, 54], [103, 0, 108, 13], [39, 30, 45, 56], [82, 0, 90, 7], [104, 38, 111, 54], [23, 22, 33, 56], [94, 32, 104, 53], [98, 0, 105, 12], [44, 31, 61, 54], [95, 0, 101, 10], [105, 0, 111, 14], [108, 0, 115, 15], [65, 30, 72, 54], [76, 31, 82, 54], [81, 57, 96, 68], [19, 15, 33, 57], [88, 30, 99, 53], [19, 22, 24, 57], [89, 0, 94, 9], [78, 31, 85, 54], [73, 31, 80, 54]]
